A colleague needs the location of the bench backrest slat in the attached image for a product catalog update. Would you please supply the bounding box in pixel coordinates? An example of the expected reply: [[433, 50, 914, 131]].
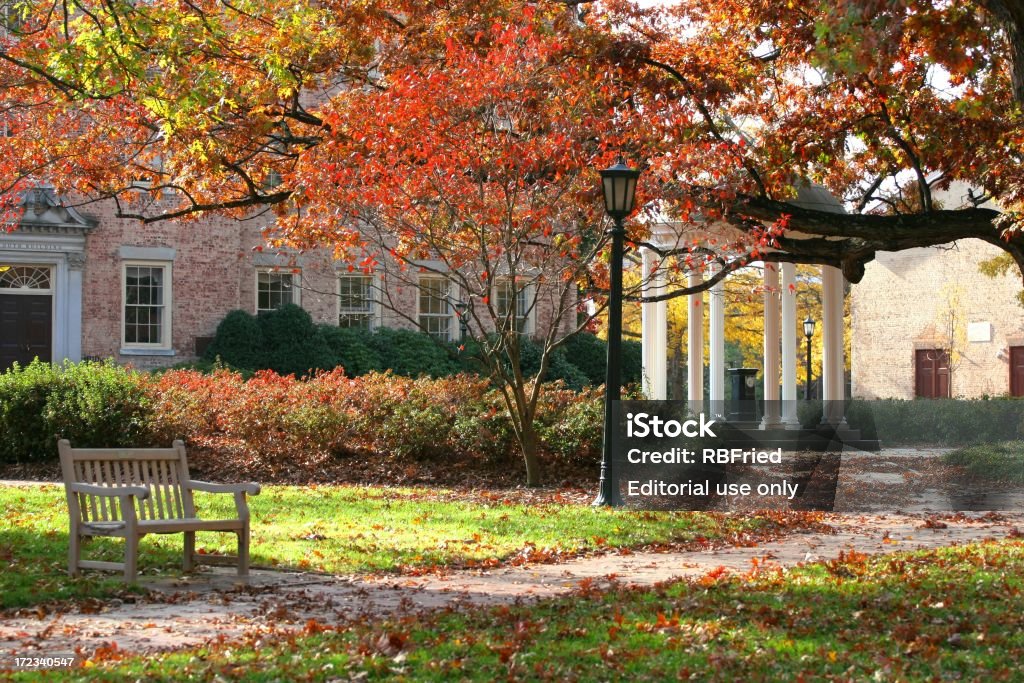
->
[[58, 440, 194, 523]]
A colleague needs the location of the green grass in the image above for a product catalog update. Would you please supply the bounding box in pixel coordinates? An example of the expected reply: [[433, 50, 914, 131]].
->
[[0, 484, 773, 609], [19, 540, 1024, 681], [945, 440, 1024, 482]]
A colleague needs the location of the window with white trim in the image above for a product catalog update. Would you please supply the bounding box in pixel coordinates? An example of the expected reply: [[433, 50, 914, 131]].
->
[[338, 273, 374, 329], [495, 278, 532, 334], [256, 269, 299, 314], [418, 276, 453, 341], [123, 262, 171, 348], [0, 265, 51, 291]]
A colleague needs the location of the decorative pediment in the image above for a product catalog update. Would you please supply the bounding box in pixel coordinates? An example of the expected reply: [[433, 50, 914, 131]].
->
[[10, 185, 97, 234]]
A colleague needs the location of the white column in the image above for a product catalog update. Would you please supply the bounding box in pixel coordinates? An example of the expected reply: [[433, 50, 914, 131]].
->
[[641, 248, 668, 400], [687, 271, 704, 413], [709, 264, 725, 417], [781, 263, 799, 428], [761, 264, 782, 429], [66, 257, 85, 363], [821, 265, 847, 426]]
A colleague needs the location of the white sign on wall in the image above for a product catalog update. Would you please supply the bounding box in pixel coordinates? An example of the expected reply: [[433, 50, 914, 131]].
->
[[967, 321, 993, 343]]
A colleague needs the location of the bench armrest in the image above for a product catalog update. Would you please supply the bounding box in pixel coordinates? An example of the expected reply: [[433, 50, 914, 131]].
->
[[187, 481, 261, 496], [187, 480, 259, 523], [69, 482, 150, 500]]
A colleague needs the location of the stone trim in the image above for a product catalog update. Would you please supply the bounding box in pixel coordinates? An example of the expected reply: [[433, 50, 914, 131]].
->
[[119, 245, 177, 261], [119, 348, 177, 357], [253, 252, 298, 267]]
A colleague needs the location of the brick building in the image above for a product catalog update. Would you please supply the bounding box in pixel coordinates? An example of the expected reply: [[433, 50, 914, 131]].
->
[[850, 183, 1024, 399], [0, 187, 568, 372]]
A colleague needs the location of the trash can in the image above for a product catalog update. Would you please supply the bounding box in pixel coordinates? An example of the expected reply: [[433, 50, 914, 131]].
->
[[727, 368, 758, 422]]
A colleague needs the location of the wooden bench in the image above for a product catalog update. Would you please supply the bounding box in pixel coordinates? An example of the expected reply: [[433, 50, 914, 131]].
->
[[58, 439, 260, 582]]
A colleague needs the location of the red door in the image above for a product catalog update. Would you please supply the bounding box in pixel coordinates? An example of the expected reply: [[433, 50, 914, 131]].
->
[[915, 349, 950, 398], [1011, 347, 1024, 397], [0, 294, 52, 371]]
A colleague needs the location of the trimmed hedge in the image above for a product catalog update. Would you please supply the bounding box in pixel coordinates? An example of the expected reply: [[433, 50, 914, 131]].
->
[[7, 359, 1024, 470], [0, 360, 154, 462], [148, 369, 603, 476], [0, 362, 603, 471], [799, 397, 1024, 446], [202, 308, 640, 388]]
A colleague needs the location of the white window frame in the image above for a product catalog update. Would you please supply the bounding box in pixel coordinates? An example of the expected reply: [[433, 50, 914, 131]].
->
[[0, 265, 53, 293], [121, 260, 172, 351], [494, 278, 534, 335], [337, 272, 377, 329], [255, 268, 300, 314], [417, 275, 455, 341]]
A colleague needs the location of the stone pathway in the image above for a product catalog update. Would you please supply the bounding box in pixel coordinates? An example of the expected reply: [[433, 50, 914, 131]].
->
[[1, 512, 1021, 658]]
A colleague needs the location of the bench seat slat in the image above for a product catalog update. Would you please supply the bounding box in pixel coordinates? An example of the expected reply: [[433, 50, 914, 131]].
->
[[82, 518, 246, 535]]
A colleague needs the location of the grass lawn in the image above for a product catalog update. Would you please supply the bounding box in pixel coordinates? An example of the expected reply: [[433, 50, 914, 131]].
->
[[18, 540, 1023, 681], [945, 441, 1024, 483], [0, 484, 789, 610]]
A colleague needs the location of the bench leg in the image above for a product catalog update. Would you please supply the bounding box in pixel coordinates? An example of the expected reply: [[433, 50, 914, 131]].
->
[[68, 529, 81, 577], [183, 531, 195, 571], [124, 534, 139, 582], [237, 525, 250, 577]]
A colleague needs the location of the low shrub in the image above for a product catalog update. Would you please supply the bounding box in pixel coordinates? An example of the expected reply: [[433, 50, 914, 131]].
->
[[0, 360, 153, 463], [795, 398, 1024, 446], [3, 359, 604, 475], [0, 360, 60, 462], [204, 309, 265, 370], [148, 368, 601, 475], [846, 398, 1024, 445], [319, 326, 384, 377], [366, 327, 462, 378], [149, 368, 354, 478], [944, 441, 1024, 482], [259, 304, 339, 377], [535, 384, 604, 463]]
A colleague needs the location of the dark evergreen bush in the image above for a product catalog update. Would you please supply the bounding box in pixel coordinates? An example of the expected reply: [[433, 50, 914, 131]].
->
[[562, 333, 607, 385], [367, 327, 461, 378], [258, 304, 339, 377], [203, 309, 265, 369], [319, 326, 384, 377], [201, 308, 631, 388], [552, 333, 642, 387]]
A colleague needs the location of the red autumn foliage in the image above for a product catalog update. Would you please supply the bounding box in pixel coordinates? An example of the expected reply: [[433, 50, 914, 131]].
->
[[146, 369, 604, 482]]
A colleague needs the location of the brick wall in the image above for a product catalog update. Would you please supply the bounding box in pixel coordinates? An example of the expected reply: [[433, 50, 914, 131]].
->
[[80, 198, 579, 368], [851, 238, 1024, 398]]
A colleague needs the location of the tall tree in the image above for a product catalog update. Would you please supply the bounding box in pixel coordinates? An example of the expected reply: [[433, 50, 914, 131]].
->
[[590, 0, 1024, 294], [3, 0, 1024, 480], [0, 0, 627, 486], [284, 5, 621, 486]]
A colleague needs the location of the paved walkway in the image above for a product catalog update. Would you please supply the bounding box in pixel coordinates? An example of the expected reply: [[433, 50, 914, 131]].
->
[[1, 512, 1021, 658]]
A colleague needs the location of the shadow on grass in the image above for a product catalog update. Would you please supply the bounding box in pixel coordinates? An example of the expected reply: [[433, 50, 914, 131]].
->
[[69, 543, 1024, 681], [0, 528, 185, 609]]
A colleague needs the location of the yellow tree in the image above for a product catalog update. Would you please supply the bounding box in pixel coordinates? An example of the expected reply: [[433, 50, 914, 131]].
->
[[619, 263, 840, 396]]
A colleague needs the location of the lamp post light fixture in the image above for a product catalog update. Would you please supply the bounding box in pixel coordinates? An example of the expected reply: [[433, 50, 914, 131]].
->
[[803, 316, 816, 401], [593, 159, 641, 508], [454, 301, 469, 341]]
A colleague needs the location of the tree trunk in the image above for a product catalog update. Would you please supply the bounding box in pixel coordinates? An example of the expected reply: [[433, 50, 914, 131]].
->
[[980, 0, 1024, 105], [520, 423, 542, 487]]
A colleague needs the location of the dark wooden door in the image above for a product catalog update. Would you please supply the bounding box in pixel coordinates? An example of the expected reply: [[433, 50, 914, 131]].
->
[[915, 349, 950, 398], [0, 294, 52, 370], [1011, 347, 1024, 397]]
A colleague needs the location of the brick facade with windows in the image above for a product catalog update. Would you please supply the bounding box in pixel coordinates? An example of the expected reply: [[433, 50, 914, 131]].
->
[[851, 238, 1024, 399], [851, 181, 1024, 399], [0, 191, 577, 371]]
